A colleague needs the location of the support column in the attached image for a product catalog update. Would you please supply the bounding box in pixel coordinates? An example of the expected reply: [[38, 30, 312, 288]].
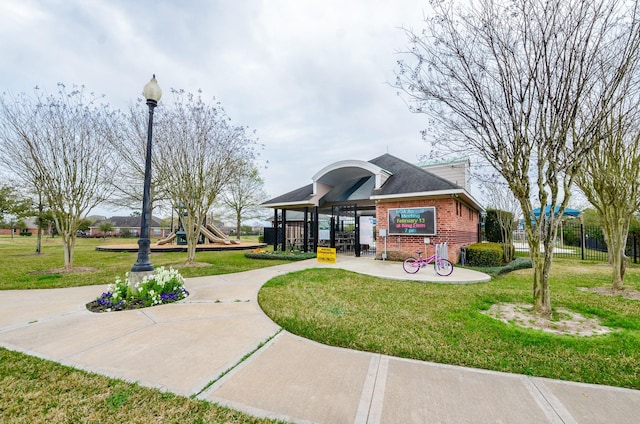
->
[[281, 209, 287, 252], [273, 209, 279, 251], [303, 207, 309, 253], [313, 206, 319, 253], [330, 216, 336, 249], [354, 204, 361, 257]]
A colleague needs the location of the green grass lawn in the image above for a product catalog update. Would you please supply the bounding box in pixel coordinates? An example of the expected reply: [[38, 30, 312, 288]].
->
[[0, 235, 286, 290], [1, 236, 639, 418], [258, 259, 640, 390]]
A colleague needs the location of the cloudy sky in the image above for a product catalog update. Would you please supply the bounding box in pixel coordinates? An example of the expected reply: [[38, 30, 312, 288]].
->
[[1, 0, 440, 215]]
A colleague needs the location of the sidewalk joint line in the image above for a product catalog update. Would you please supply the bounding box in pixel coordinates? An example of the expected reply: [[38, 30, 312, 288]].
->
[[365, 356, 389, 424], [524, 377, 577, 424], [354, 354, 382, 424], [192, 328, 284, 398]]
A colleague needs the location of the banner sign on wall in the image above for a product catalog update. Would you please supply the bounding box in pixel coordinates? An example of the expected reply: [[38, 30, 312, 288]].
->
[[388, 207, 436, 235]]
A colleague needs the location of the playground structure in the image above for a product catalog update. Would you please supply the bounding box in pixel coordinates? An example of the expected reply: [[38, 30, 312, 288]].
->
[[156, 209, 240, 246]]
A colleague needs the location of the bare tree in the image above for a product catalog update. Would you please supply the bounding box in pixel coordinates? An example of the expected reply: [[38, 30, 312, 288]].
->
[[395, 0, 640, 315], [108, 101, 171, 215], [576, 80, 640, 290], [153, 90, 259, 263], [0, 84, 117, 269], [218, 163, 269, 240]]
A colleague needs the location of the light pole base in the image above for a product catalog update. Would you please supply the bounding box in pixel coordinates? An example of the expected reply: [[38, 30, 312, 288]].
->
[[129, 270, 155, 294]]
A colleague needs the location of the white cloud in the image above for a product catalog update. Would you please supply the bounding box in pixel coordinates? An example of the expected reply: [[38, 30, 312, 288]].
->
[[1, 0, 441, 213]]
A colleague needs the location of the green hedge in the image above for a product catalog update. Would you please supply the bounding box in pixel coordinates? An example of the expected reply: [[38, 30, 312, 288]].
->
[[466, 242, 516, 266], [244, 251, 316, 261], [465, 242, 503, 267], [466, 256, 533, 277], [497, 257, 532, 275]]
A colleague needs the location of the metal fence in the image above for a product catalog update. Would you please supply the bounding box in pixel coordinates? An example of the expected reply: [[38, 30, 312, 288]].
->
[[510, 222, 640, 263]]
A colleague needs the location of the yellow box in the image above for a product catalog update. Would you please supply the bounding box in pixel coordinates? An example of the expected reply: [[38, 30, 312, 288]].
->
[[316, 247, 337, 264]]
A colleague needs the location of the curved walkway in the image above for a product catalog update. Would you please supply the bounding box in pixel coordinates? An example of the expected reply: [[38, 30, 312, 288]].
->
[[0, 258, 638, 423]]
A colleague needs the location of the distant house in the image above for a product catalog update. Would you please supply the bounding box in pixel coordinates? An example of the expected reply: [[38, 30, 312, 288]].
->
[[0, 217, 42, 236], [90, 216, 169, 238]]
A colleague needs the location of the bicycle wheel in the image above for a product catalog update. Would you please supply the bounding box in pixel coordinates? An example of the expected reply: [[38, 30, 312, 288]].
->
[[434, 259, 453, 276], [403, 257, 420, 274]]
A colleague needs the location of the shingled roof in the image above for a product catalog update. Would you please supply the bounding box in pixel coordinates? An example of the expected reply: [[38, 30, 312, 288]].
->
[[262, 154, 482, 211], [262, 183, 314, 206], [369, 154, 461, 196]]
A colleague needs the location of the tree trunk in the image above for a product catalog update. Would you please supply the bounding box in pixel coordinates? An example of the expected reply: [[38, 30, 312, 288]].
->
[[530, 246, 552, 316], [61, 233, 75, 270], [601, 212, 630, 291], [36, 225, 42, 254], [36, 222, 42, 255], [36, 197, 43, 254], [524, 214, 555, 317], [236, 212, 241, 241], [187, 238, 197, 263], [186, 214, 198, 263], [610, 248, 627, 291]]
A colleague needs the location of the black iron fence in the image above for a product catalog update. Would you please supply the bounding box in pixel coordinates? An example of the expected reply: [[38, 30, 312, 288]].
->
[[510, 222, 640, 263]]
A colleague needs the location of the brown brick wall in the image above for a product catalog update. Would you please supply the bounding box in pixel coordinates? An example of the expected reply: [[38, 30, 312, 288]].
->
[[375, 198, 479, 263]]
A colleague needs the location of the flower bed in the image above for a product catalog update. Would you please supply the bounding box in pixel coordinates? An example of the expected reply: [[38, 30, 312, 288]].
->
[[86, 266, 188, 312], [244, 248, 316, 261]]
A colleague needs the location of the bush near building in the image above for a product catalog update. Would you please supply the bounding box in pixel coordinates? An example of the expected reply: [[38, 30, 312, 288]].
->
[[466, 242, 506, 267]]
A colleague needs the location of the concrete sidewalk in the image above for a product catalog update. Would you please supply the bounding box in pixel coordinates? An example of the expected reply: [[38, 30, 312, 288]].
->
[[0, 258, 638, 423], [334, 255, 491, 283]]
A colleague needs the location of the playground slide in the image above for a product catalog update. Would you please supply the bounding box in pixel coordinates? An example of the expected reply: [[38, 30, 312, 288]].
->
[[156, 232, 177, 245], [199, 225, 231, 245], [206, 223, 241, 244]]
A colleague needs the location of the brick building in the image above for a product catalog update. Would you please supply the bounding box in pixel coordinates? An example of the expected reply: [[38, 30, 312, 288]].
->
[[262, 154, 483, 263]]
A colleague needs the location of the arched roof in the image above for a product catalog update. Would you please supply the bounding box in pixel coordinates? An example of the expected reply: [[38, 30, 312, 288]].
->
[[312, 159, 391, 193]]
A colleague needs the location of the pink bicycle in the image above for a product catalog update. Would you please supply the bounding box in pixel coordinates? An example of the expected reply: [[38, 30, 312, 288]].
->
[[403, 250, 453, 276]]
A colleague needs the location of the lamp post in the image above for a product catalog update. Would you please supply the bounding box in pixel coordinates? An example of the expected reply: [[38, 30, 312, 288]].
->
[[130, 75, 162, 286]]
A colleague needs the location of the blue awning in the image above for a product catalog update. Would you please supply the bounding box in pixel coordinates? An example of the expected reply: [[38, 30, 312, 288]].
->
[[532, 206, 581, 218]]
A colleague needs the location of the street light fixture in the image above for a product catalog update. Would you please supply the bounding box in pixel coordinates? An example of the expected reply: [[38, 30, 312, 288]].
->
[[130, 75, 162, 285]]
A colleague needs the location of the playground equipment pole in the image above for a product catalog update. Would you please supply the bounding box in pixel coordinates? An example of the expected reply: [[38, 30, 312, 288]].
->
[[130, 75, 162, 283]]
